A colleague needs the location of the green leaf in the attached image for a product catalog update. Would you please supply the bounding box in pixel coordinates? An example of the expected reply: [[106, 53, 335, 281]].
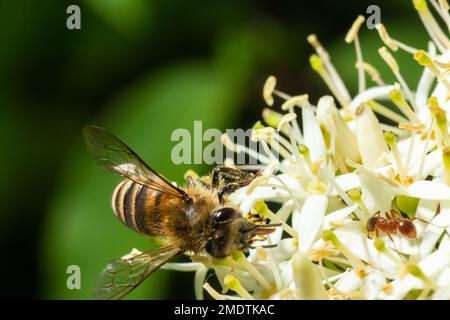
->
[[396, 194, 419, 219]]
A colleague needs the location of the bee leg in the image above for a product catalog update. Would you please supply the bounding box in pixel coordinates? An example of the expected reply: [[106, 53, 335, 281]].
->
[[218, 182, 250, 203], [186, 175, 210, 189], [212, 166, 257, 189], [186, 176, 196, 187]]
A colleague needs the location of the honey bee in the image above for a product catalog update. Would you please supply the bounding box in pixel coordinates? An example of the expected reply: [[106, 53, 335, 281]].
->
[[83, 125, 279, 300]]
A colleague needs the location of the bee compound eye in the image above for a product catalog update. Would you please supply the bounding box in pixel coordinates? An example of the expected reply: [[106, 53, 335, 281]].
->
[[213, 207, 237, 223]]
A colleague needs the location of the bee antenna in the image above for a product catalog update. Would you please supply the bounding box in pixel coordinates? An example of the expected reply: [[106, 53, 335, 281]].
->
[[245, 243, 277, 250], [242, 222, 281, 234], [260, 223, 282, 228], [260, 244, 278, 249]]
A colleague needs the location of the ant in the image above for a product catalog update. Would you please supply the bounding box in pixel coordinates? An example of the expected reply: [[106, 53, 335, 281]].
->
[[367, 209, 447, 241], [367, 210, 448, 262], [367, 210, 418, 240]]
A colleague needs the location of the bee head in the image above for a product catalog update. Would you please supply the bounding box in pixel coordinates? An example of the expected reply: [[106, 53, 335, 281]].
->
[[206, 207, 278, 258]]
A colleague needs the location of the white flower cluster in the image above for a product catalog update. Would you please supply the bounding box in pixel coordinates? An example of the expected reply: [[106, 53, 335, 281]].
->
[[165, 0, 450, 300]]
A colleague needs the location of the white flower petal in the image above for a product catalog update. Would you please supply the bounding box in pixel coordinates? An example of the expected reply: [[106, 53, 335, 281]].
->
[[360, 272, 387, 300], [334, 270, 361, 293], [423, 200, 450, 249], [302, 106, 326, 163], [432, 285, 450, 299], [296, 195, 328, 253], [323, 204, 358, 229], [349, 85, 397, 112], [355, 106, 389, 168], [407, 181, 450, 200], [194, 265, 208, 300], [416, 66, 435, 110], [360, 173, 397, 214], [317, 96, 360, 163], [437, 268, 450, 287], [408, 147, 443, 179], [334, 222, 399, 273], [267, 238, 296, 262], [291, 252, 329, 299], [384, 248, 450, 299], [280, 260, 293, 289], [330, 173, 360, 196]]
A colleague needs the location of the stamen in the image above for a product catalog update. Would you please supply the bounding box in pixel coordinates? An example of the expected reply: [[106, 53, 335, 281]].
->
[[373, 239, 404, 267], [381, 124, 410, 137], [379, 47, 418, 112], [263, 75, 277, 106], [430, 0, 450, 34], [254, 201, 298, 238], [417, 121, 433, 179], [309, 54, 350, 108], [222, 133, 271, 164], [308, 34, 352, 105], [232, 251, 272, 291], [203, 282, 226, 300], [277, 113, 297, 132], [212, 256, 241, 270], [414, 50, 450, 92], [252, 121, 265, 130], [404, 132, 416, 172], [384, 131, 407, 183], [366, 100, 410, 124], [281, 95, 309, 111], [413, 0, 450, 52], [260, 140, 281, 165], [389, 88, 421, 123], [246, 161, 277, 195], [378, 46, 399, 72], [321, 230, 366, 270], [267, 133, 295, 163], [272, 89, 292, 101], [263, 238, 283, 291], [359, 62, 385, 86], [224, 275, 255, 299], [345, 15, 366, 92], [348, 189, 371, 223], [320, 168, 357, 210], [443, 147, 450, 186], [194, 266, 208, 300], [428, 96, 450, 147], [404, 263, 439, 290], [262, 108, 282, 128], [273, 128, 306, 174], [299, 144, 314, 174], [376, 24, 418, 54], [275, 116, 305, 170], [376, 24, 398, 51], [417, 288, 431, 300], [398, 122, 426, 132], [308, 242, 339, 261], [345, 15, 365, 43], [221, 133, 243, 153]]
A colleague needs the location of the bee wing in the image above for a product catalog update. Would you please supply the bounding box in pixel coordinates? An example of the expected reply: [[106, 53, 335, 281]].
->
[[83, 125, 189, 200], [93, 245, 181, 300]]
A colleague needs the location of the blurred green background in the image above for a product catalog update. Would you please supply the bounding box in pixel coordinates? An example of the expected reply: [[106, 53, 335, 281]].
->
[[0, 0, 428, 299]]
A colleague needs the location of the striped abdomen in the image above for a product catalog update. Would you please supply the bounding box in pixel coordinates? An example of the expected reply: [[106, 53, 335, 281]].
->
[[111, 180, 163, 236]]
